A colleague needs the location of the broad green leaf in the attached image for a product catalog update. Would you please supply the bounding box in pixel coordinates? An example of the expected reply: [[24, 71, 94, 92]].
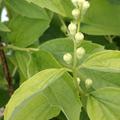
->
[[6, 15, 51, 47], [81, 0, 120, 35], [26, 0, 74, 17], [5, 0, 50, 19], [40, 38, 104, 67], [0, 22, 10, 32], [15, 50, 61, 81], [79, 50, 120, 88], [4, 68, 81, 120], [87, 87, 120, 120]]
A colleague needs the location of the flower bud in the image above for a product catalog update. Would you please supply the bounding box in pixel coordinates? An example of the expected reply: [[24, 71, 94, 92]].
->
[[78, 0, 85, 6], [68, 22, 77, 35], [75, 32, 84, 43], [61, 25, 67, 33], [76, 47, 85, 59], [81, 1, 90, 16], [71, 0, 85, 6], [71, 0, 78, 7], [85, 78, 93, 88], [77, 77, 81, 85], [72, 9, 80, 19], [63, 53, 72, 64]]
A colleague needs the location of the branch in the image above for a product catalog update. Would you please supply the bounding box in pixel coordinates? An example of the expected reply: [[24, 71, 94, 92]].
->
[[0, 41, 13, 96]]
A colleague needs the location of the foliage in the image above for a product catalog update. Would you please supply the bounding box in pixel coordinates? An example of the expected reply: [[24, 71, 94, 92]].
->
[[0, 0, 120, 120]]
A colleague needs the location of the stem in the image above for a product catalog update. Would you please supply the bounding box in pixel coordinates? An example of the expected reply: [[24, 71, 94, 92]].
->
[[26, 53, 32, 78], [72, 40, 83, 96], [0, 44, 40, 52], [77, 20, 81, 33], [0, 42, 13, 96], [7, 45, 40, 52], [58, 15, 69, 35]]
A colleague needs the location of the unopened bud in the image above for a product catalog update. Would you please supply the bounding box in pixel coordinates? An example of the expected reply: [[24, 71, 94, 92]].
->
[[71, 0, 85, 7], [77, 77, 81, 85], [72, 9, 80, 19], [85, 78, 93, 88], [76, 47, 85, 59], [61, 25, 67, 33], [68, 22, 77, 35], [75, 32, 84, 43], [63, 53, 72, 64], [71, 0, 78, 7], [81, 1, 90, 16], [78, 0, 85, 6]]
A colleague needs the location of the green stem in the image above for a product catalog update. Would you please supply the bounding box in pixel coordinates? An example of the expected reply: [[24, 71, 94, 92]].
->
[[58, 15, 69, 35], [1, 44, 40, 52], [77, 20, 81, 32], [72, 40, 83, 96]]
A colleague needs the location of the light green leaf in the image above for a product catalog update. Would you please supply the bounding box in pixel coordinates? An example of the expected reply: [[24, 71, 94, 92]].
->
[[87, 87, 120, 120], [26, 0, 74, 17], [0, 22, 10, 32], [40, 38, 104, 67], [79, 50, 120, 88], [5, 0, 51, 19], [81, 0, 120, 35], [4, 68, 81, 120], [15, 50, 61, 81], [6, 15, 51, 47]]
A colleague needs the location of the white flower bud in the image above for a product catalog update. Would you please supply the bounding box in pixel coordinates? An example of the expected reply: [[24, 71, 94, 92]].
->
[[61, 25, 67, 33], [78, 0, 85, 6], [71, 0, 78, 7], [76, 47, 85, 59], [77, 77, 81, 85], [68, 22, 77, 35], [83, 1, 90, 9], [81, 1, 90, 16], [71, 0, 86, 7], [63, 53, 72, 64], [72, 9, 80, 19], [75, 32, 84, 43], [85, 78, 93, 88]]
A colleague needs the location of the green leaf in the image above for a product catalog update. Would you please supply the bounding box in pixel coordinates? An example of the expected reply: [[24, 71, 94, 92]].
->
[[6, 15, 51, 47], [4, 68, 81, 120], [79, 50, 120, 89], [5, 0, 51, 19], [15, 50, 61, 81], [87, 87, 120, 120], [0, 22, 10, 32], [40, 38, 104, 67], [81, 0, 120, 35], [26, 0, 74, 17]]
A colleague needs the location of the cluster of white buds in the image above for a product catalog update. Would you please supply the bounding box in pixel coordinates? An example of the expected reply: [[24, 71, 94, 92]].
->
[[63, 53, 72, 64], [85, 78, 93, 89], [76, 47, 85, 59], [71, 0, 84, 7], [68, 22, 77, 35], [71, 0, 90, 18]]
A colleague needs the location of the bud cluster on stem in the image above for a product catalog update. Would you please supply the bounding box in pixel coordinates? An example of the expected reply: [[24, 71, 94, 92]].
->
[[71, 0, 90, 19], [63, 0, 90, 96]]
